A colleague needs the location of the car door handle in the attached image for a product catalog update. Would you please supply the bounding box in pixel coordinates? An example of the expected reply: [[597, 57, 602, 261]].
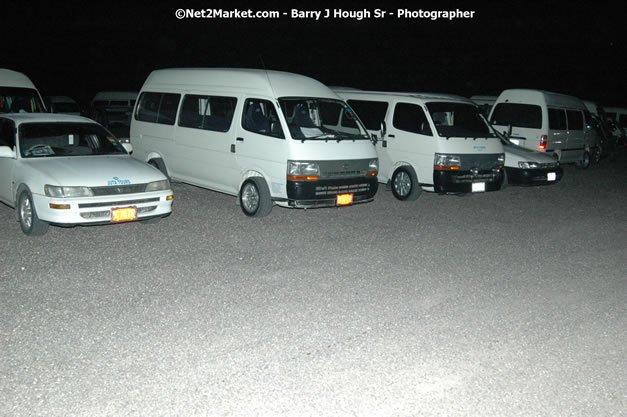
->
[[388, 134, 395, 138], [236, 137, 244, 142]]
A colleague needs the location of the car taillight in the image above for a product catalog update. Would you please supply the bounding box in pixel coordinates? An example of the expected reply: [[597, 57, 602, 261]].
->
[[539, 135, 547, 150]]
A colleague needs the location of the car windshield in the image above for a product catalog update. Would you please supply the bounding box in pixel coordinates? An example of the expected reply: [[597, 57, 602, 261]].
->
[[19, 122, 127, 158], [279, 97, 370, 141], [94, 107, 132, 138], [0, 87, 46, 113], [426, 102, 494, 138]]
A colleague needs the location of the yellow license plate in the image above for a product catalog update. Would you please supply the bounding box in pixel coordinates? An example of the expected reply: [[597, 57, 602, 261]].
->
[[111, 207, 137, 222], [336, 194, 353, 206]]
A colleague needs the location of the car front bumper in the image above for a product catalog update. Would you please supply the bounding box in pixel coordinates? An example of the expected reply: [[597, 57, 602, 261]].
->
[[505, 166, 563, 185]]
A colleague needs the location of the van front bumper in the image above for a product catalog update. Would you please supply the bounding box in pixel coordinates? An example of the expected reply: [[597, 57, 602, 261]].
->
[[286, 177, 378, 208], [505, 166, 563, 185], [434, 169, 503, 193]]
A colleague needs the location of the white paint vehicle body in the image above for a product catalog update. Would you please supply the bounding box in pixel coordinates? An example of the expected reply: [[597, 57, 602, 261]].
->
[[130, 68, 379, 217], [334, 89, 505, 199], [489, 89, 595, 168], [0, 68, 46, 113], [0, 113, 173, 235]]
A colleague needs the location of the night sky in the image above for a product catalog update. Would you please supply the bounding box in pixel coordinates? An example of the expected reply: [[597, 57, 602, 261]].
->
[[4, 1, 626, 108]]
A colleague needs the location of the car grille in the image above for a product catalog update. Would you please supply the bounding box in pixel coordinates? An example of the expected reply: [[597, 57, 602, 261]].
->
[[89, 184, 147, 195], [78, 197, 160, 208]]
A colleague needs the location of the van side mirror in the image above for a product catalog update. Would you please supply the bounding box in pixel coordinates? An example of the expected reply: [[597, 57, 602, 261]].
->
[[380, 121, 387, 138], [507, 124, 512, 138], [122, 143, 133, 154], [0, 146, 16, 158]]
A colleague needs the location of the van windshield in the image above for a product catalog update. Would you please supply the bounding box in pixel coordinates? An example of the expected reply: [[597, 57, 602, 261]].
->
[[279, 98, 370, 141], [490, 103, 542, 129], [0, 87, 46, 113], [426, 102, 494, 138], [19, 122, 128, 158]]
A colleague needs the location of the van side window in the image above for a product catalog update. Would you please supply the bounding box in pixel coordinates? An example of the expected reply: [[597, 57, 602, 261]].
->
[[179, 95, 237, 132], [346, 100, 389, 130], [548, 108, 567, 130], [393, 103, 432, 136], [0, 119, 16, 149], [135, 92, 181, 125], [242, 99, 284, 139], [566, 110, 583, 131]]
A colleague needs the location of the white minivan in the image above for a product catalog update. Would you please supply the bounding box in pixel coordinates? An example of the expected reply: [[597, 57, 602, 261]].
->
[[130, 68, 379, 216], [489, 89, 595, 168], [333, 90, 505, 199], [0, 68, 46, 113]]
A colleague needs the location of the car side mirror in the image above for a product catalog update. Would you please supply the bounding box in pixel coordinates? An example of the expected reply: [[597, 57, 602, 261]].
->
[[0, 145, 16, 158], [380, 121, 387, 138], [507, 124, 512, 138], [122, 143, 133, 154]]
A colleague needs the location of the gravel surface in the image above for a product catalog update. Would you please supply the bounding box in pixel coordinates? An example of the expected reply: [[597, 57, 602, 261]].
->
[[1, 152, 626, 417]]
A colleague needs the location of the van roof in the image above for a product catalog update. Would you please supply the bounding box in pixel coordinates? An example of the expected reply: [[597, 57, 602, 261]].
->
[[0, 68, 38, 89], [142, 68, 339, 100], [0, 112, 95, 125], [496, 88, 585, 110], [333, 89, 476, 104]]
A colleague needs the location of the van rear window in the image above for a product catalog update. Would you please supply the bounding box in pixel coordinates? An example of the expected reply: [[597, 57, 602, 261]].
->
[[490, 103, 542, 129]]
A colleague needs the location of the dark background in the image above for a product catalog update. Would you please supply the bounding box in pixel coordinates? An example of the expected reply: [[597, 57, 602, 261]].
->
[[4, 1, 626, 108]]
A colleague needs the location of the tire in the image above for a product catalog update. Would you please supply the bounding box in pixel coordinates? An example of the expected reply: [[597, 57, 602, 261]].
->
[[239, 177, 272, 217], [18, 190, 49, 236], [148, 158, 169, 178], [391, 167, 421, 201], [576, 151, 590, 169]]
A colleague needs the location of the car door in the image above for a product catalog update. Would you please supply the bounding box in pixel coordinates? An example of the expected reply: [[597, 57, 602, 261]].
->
[[0, 119, 17, 205], [548, 108, 569, 160], [235, 98, 287, 198]]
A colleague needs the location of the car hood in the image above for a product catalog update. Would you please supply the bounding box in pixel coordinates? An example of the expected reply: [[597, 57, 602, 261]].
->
[[503, 143, 557, 165], [24, 155, 166, 187]]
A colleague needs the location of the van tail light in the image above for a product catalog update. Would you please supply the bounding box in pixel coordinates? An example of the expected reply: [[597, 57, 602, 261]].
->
[[539, 135, 547, 150]]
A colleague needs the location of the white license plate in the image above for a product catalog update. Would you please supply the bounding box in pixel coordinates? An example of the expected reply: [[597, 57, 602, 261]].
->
[[472, 182, 486, 192], [547, 172, 556, 181]]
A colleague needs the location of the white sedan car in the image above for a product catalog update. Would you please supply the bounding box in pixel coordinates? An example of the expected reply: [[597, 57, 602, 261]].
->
[[0, 113, 173, 235]]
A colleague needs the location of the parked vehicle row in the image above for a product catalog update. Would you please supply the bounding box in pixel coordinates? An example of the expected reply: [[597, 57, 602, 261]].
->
[[0, 67, 623, 235]]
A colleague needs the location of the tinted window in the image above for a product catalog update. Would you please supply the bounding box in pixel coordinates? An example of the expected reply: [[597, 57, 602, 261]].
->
[[566, 110, 583, 131], [393, 103, 432, 136], [243, 99, 284, 138], [548, 108, 567, 130], [179, 95, 237, 132], [0, 87, 45, 113], [346, 100, 389, 130], [490, 103, 542, 129], [135, 92, 181, 125], [0, 119, 16, 148], [619, 114, 627, 128]]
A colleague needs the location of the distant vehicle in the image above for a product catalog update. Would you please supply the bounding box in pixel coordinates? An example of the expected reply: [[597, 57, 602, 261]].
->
[[46, 96, 82, 115], [131, 68, 379, 217], [0, 113, 173, 236], [603, 106, 627, 147], [490, 89, 597, 169], [334, 89, 505, 199], [0, 68, 46, 113], [89, 91, 138, 143], [582, 99, 620, 161], [470, 95, 498, 117]]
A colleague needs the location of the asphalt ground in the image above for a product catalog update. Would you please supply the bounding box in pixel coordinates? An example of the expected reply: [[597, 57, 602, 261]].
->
[[1, 151, 626, 417]]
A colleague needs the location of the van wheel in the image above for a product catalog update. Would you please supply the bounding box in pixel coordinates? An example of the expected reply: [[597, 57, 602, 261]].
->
[[240, 177, 272, 217], [391, 167, 421, 201], [576, 151, 590, 169], [592, 147, 602, 164], [148, 158, 169, 178], [18, 190, 49, 236]]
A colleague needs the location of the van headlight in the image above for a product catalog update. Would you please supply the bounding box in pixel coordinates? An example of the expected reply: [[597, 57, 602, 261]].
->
[[287, 160, 320, 180], [434, 153, 461, 170], [518, 161, 540, 169], [368, 159, 378, 176], [145, 179, 170, 192], [44, 185, 94, 198]]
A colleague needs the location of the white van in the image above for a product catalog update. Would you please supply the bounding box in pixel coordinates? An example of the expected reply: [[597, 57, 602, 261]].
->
[[130, 68, 379, 216], [334, 90, 505, 199], [0, 69, 46, 113], [489, 89, 594, 168]]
